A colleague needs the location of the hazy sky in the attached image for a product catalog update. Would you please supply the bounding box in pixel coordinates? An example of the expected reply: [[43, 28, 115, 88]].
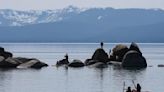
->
[[0, 0, 164, 10]]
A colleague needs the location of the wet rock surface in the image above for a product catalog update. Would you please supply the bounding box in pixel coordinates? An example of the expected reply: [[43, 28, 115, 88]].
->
[[68, 59, 85, 67], [122, 50, 147, 68], [0, 47, 48, 69]]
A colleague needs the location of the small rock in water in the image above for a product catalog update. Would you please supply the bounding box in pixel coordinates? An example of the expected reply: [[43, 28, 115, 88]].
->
[[148, 65, 153, 67], [158, 64, 164, 67], [68, 59, 84, 67]]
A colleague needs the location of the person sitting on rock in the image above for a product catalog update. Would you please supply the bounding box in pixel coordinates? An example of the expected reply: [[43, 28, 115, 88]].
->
[[126, 87, 132, 92], [56, 53, 69, 66]]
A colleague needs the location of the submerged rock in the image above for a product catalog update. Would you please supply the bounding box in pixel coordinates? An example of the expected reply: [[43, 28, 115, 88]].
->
[[158, 64, 164, 67], [122, 50, 147, 68], [68, 59, 84, 67], [89, 62, 108, 68]]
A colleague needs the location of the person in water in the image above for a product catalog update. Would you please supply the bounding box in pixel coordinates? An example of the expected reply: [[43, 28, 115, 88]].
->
[[136, 83, 141, 92], [100, 42, 104, 49], [126, 87, 132, 92]]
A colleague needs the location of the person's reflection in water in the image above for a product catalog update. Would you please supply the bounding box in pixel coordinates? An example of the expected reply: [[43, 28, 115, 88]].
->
[[64, 65, 68, 92], [95, 68, 104, 92]]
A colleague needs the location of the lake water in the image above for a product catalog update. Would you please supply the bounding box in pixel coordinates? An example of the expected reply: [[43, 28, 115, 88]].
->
[[0, 43, 164, 92]]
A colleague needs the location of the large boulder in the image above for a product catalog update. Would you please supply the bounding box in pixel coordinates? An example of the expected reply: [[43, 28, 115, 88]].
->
[[129, 42, 142, 54], [122, 50, 147, 68], [111, 44, 129, 61], [0, 47, 48, 69], [91, 48, 108, 63], [68, 59, 84, 67], [0, 56, 48, 69]]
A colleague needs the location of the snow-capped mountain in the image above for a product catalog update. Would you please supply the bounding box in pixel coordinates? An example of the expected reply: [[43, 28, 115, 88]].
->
[[0, 6, 84, 26], [0, 7, 164, 42]]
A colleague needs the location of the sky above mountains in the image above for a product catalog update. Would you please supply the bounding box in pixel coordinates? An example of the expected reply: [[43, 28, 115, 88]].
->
[[0, 0, 164, 10]]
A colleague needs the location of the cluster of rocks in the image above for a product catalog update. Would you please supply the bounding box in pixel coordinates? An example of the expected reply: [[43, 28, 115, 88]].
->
[[56, 54, 84, 68], [0, 42, 147, 69], [110, 42, 147, 68], [0, 47, 48, 69], [56, 42, 147, 69]]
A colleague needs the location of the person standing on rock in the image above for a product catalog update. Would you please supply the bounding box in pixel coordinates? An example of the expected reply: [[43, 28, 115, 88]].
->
[[100, 42, 104, 49]]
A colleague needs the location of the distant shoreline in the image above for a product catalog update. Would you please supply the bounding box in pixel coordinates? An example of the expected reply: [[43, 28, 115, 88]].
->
[[0, 42, 164, 44]]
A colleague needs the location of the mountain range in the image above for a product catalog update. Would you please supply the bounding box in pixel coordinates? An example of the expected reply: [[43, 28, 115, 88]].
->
[[0, 6, 164, 42]]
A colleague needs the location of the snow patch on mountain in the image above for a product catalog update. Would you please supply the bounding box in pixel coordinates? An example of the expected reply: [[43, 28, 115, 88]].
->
[[97, 16, 102, 20], [11, 22, 21, 26], [0, 6, 86, 26]]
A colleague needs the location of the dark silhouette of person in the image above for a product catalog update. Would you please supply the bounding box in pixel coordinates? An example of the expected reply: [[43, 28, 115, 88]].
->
[[137, 83, 141, 92], [126, 87, 132, 92], [56, 53, 69, 66], [100, 42, 104, 49], [65, 53, 68, 60]]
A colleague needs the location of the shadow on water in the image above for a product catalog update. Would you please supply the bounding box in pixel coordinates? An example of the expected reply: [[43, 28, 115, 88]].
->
[[111, 65, 147, 77]]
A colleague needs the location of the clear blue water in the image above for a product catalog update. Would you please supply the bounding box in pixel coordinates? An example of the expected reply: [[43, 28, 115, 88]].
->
[[0, 43, 164, 92]]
